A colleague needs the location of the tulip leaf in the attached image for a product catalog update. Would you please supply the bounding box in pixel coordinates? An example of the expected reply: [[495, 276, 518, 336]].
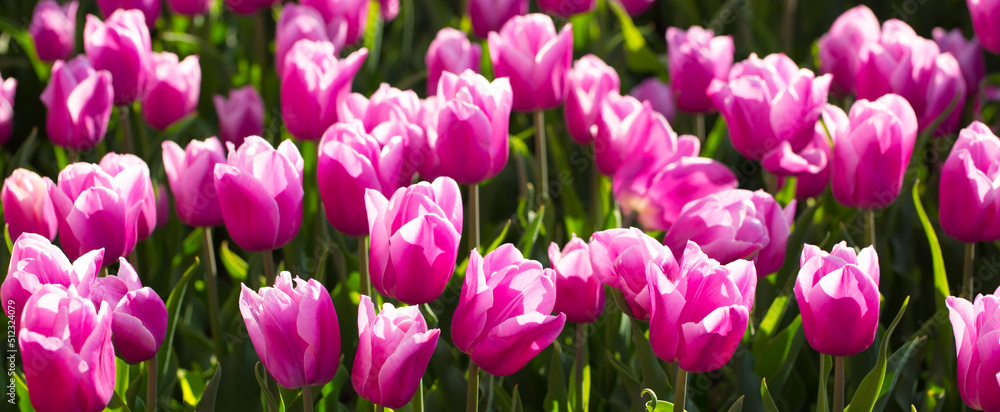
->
[[517, 205, 545, 257], [911, 181, 949, 312], [702, 117, 728, 160], [606, 350, 640, 388], [6, 128, 39, 177], [254, 362, 283, 412], [775, 177, 797, 208], [753, 315, 805, 389], [105, 391, 133, 412], [727, 395, 745, 412], [4, 223, 12, 253], [181, 227, 204, 258], [646, 401, 674, 412], [817, 354, 832, 412], [543, 343, 569, 412], [607, 0, 668, 77], [195, 363, 223, 412], [220, 240, 249, 281], [845, 297, 910, 412], [547, 130, 589, 238], [761, 379, 780, 412], [113, 357, 130, 406], [629, 318, 670, 393], [14, 372, 36, 412], [512, 384, 524, 412], [0, 19, 49, 82], [872, 336, 926, 412], [159, 257, 201, 381], [485, 220, 512, 254]]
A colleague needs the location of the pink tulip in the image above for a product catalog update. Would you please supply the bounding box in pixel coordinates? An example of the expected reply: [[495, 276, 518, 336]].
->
[[365, 177, 462, 304], [96, 0, 160, 29], [339, 83, 422, 143], [19, 285, 115, 412], [939, 122, 1000, 243], [2, 169, 58, 241], [564, 55, 620, 145], [276, 4, 331, 79], [84, 9, 152, 105], [538, 0, 596, 16], [920, 52, 967, 136], [29, 0, 78, 62], [469, 0, 527, 39], [947, 286, 1000, 411], [773, 104, 845, 200], [99, 153, 157, 241], [240, 272, 340, 389], [280, 40, 367, 140], [795, 242, 880, 356], [352, 295, 440, 408], [167, 0, 210, 15], [213, 85, 265, 147], [214, 136, 303, 252], [933, 28, 987, 95], [155, 183, 169, 228], [664, 189, 795, 276], [300, 0, 370, 46], [162, 137, 227, 227], [426, 28, 482, 96], [966, 0, 1000, 54], [647, 241, 756, 372], [548, 235, 604, 323], [817, 5, 881, 94], [488, 13, 573, 112], [0, 72, 16, 145], [224, 0, 281, 15], [831, 94, 917, 209], [452, 245, 566, 376], [142, 52, 201, 130], [41, 57, 114, 150], [589, 227, 677, 320], [616, 0, 655, 15], [594, 91, 642, 175], [630, 77, 675, 123], [89, 257, 167, 363], [667, 26, 734, 113]]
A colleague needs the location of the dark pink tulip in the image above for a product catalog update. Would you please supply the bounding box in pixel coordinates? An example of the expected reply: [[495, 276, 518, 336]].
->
[[832, 94, 917, 209], [41, 57, 114, 150], [452, 245, 566, 376], [667, 26, 734, 113], [365, 177, 462, 305], [84, 9, 152, 105], [564, 55, 620, 145], [213, 85, 265, 147], [939, 122, 1000, 243], [773, 104, 845, 200], [548, 235, 604, 323], [276, 4, 331, 79], [2, 169, 58, 241], [856, 20, 943, 125], [214, 136, 303, 252], [224, 0, 281, 15], [29, 0, 78, 62], [142, 52, 201, 130], [817, 5, 880, 94], [594, 91, 642, 175], [99, 153, 157, 241], [280, 40, 367, 140], [947, 286, 1000, 411], [339, 83, 422, 140], [933, 28, 986, 95], [921, 52, 967, 136], [89, 257, 167, 363], [664, 189, 795, 276], [469, 0, 527, 39], [630, 77, 676, 123], [352, 295, 439, 408], [162, 137, 227, 227], [488, 13, 573, 112], [966, 0, 1000, 54], [379, 0, 399, 20], [426, 28, 482, 96], [538, 0, 595, 16], [300, 0, 370, 45], [96, 0, 160, 29], [240, 272, 340, 389], [167, 0, 210, 15], [0, 72, 15, 145], [19, 285, 115, 412], [616, 0, 655, 15], [647, 241, 756, 372], [589, 227, 677, 320], [795, 242, 880, 356]]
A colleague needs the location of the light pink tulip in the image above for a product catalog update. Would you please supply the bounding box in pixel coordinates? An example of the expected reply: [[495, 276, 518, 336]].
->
[[488, 13, 573, 112], [947, 285, 1000, 411], [162, 137, 227, 227], [426, 28, 482, 96], [817, 5, 881, 94], [564, 55, 620, 145], [589, 227, 677, 320], [667, 26, 734, 113], [3, 169, 58, 241], [548, 235, 604, 323]]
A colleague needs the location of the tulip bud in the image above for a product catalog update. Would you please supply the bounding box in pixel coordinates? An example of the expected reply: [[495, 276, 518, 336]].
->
[[817, 5, 880, 94], [667, 26, 733, 113], [469, 0, 527, 39], [41, 57, 114, 150], [29, 0, 78, 62], [142, 52, 201, 130], [933, 27, 986, 95], [96, 0, 161, 29], [84, 9, 153, 105], [280, 41, 367, 140], [795, 242, 880, 356], [99, 153, 157, 241], [2, 169, 58, 241], [89, 258, 167, 363], [966, 0, 1000, 54], [426, 28, 482, 96], [538, 0, 596, 17], [488, 13, 573, 112], [947, 286, 1000, 411], [589, 227, 677, 320], [630, 77, 675, 123], [276, 4, 330, 79], [564, 55, 620, 145], [0, 72, 15, 145], [162, 137, 227, 227], [213, 85, 265, 147], [300, 0, 370, 45], [240, 272, 341, 389], [939, 122, 1000, 243], [548, 235, 604, 323]]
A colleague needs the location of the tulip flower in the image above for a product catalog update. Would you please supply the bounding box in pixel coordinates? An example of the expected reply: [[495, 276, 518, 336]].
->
[[589, 227, 677, 320], [276, 4, 331, 78], [469, 0, 527, 39], [594, 91, 643, 175], [300, 0, 370, 45], [564, 55, 620, 145], [353, 295, 440, 408], [795, 242, 880, 356], [630, 77, 675, 123], [920, 52, 967, 135], [41, 57, 114, 150], [89, 257, 167, 363], [29, 0, 78, 62], [339, 83, 422, 140], [214, 136, 303, 252], [708, 53, 831, 163], [667, 26, 734, 113], [933, 27, 987, 95], [664, 189, 795, 276], [452, 245, 566, 376], [240, 271, 341, 389], [773, 104, 845, 200], [426, 28, 482, 96], [213, 85, 265, 147], [646, 241, 756, 372], [966, 0, 1000, 54], [0, 72, 15, 145], [224, 0, 280, 15], [817, 5, 881, 94], [167, 0, 209, 15], [421, 70, 512, 184], [2, 169, 58, 241], [548, 235, 604, 323], [0, 233, 102, 325], [317, 121, 409, 237], [488, 14, 573, 112], [365, 177, 462, 304], [831, 94, 917, 209], [280, 40, 367, 140], [538, 0, 596, 16], [99, 153, 157, 241], [939, 122, 1000, 243], [617, 0, 655, 15], [142, 52, 201, 130], [19, 285, 115, 412], [84, 9, 152, 105], [162, 137, 227, 227], [155, 183, 169, 228], [96, 0, 160, 29], [947, 286, 1000, 411]]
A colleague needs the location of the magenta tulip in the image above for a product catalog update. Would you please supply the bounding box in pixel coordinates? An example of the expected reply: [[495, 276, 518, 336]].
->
[[966, 0, 1000, 54], [240, 271, 340, 389], [280, 40, 367, 140], [167, 0, 210, 15], [795, 242, 880, 356], [41, 56, 114, 150], [379, 0, 399, 21], [224, 0, 280, 15], [548, 235, 604, 323], [667, 26, 734, 113], [352, 295, 440, 408], [947, 286, 1000, 411], [817, 5, 880, 94], [426, 28, 482, 96], [771, 104, 845, 200], [162, 137, 227, 227], [276, 4, 331, 78], [452, 245, 566, 376], [589, 227, 677, 320], [155, 183, 169, 228], [0, 72, 15, 145], [538, 0, 595, 16], [99, 153, 157, 241], [2, 169, 58, 241], [89, 257, 167, 363], [616, 0, 655, 15], [84, 9, 152, 105], [142, 52, 201, 130], [933, 27, 987, 95], [564, 55, 620, 145], [469, 0, 527, 39], [939, 122, 1000, 243], [594, 91, 642, 175], [630, 77, 676, 123], [488, 13, 573, 112], [29, 0, 78, 62], [213, 85, 265, 147], [921, 52, 967, 135], [96, 0, 160, 29], [300, 0, 370, 45], [214, 136, 303, 252], [339, 83, 422, 140]]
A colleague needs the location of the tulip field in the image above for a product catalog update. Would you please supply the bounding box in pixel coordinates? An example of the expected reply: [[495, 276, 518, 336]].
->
[[3, 0, 1000, 411]]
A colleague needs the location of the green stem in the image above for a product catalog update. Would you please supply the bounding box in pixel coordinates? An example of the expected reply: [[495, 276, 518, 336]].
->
[[467, 360, 480, 412], [203, 227, 223, 358], [302, 385, 313, 412], [833, 356, 845, 412], [262, 249, 275, 287], [413, 378, 424, 412], [590, 148, 604, 234], [674, 367, 688, 412], [695, 113, 706, 141], [866, 209, 876, 248], [359, 236, 371, 296], [469, 184, 480, 253], [534, 110, 549, 206], [964, 242, 975, 298], [376, 405, 385, 412], [574, 323, 585, 412], [146, 359, 158, 412]]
